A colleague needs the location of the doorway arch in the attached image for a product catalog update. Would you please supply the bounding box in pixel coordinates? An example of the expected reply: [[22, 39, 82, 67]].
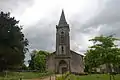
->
[[59, 60, 68, 74]]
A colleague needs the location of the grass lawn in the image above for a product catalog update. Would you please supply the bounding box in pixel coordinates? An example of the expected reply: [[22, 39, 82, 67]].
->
[[57, 73, 120, 80], [0, 71, 53, 80], [69, 74, 120, 80]]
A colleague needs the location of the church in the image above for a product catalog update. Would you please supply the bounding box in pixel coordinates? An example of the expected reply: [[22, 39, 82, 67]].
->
[[46, 10, 84, 74]]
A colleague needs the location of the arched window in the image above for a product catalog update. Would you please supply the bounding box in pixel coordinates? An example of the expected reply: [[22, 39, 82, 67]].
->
[[61, 31, 64, 35]]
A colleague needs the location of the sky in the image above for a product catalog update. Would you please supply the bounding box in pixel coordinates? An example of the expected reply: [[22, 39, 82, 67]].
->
[[1, 0, 120, 64]]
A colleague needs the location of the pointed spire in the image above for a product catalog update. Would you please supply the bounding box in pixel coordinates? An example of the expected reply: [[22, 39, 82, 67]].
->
[[58, 10, 67, 25]]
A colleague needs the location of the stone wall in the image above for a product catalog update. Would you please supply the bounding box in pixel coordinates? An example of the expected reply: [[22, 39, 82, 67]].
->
[[46, 53, 55, 72], [70, 51, 84, 73]]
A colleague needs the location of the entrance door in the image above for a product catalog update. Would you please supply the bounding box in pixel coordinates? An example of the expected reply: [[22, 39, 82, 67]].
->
[[62, 67, 67, 74]]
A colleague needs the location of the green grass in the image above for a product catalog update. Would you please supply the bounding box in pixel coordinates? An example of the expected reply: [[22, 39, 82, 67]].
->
[[57, 73, 120, 80], [76, 74, 120, 80], [0, 71, 53, 80]]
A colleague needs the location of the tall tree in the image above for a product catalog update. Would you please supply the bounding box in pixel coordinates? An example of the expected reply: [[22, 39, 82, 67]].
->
[[29, 50, 49, 72], [84, 35, 120, 79], [0, 12, 28, 71], [28, 50, 37, 70]]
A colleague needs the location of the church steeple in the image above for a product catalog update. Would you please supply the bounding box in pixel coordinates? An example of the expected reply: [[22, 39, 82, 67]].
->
[[58, 10, 68, 26], [56, 10, 70, 56]]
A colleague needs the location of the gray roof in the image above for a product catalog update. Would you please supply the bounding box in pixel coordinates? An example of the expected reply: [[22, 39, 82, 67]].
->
[[50, 50, 84, 57]]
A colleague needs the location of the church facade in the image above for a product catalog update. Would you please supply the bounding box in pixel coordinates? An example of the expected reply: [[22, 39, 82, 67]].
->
[[46, 10, 84, 74]]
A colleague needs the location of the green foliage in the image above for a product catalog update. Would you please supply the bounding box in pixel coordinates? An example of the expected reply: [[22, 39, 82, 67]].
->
[[0, 11, 28, 71], [84, 35, 120, 73], [21, 64, 28, 70], [29, 50, 50, 72], [56, 72, 70, 80]]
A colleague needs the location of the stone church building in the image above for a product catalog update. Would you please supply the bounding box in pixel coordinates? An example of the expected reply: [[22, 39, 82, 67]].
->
[[46, 10, 84, 74]]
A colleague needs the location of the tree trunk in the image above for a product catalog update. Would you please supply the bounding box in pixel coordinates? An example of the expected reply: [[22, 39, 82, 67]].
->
[[107, 63, 116, 80], [106, 63, 112, 80], [110, 74, 112, 80]]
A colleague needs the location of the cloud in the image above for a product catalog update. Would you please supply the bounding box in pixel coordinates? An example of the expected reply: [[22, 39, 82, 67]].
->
[[81, 0, 120, 31], [68, 0, 120, 53], [71, 0, 120, 37], [0, 0, 34, 16], [23, 19, 56, 52], [91, 0, 120, 26]]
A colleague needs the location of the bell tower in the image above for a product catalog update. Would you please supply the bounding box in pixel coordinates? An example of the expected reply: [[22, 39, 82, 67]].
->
[[56, 10, 70, 55], [55, 10, 71, 73]]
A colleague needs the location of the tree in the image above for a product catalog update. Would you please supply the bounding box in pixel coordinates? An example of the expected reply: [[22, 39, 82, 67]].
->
[[84, 35, 120, 79], [0, 11, 28, 71], [29, 50, 49, 72], [21, 64, 28, 70], [28, 50, 37, 70], [84, 49, 101, 73]]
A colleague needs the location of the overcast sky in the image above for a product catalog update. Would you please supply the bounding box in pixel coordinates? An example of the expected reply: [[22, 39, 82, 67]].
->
[[1, 0, 120, 64]]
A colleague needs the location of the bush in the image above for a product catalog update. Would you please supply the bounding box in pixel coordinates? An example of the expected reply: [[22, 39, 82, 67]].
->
[[56, 72, 70, 80]]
